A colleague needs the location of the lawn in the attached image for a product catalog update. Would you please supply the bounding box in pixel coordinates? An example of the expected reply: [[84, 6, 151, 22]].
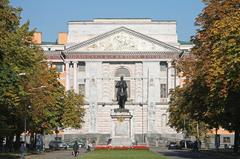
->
[[78, 150, 169, 159]]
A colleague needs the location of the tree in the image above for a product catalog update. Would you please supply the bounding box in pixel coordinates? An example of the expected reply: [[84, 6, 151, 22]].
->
[[0, 0, 85, 150], [61, 90, 85, 129], [168, 87, 209, 140], [0, 0, 41, 150], [192, 0, 240, 152], [169, 0, 240, 152]]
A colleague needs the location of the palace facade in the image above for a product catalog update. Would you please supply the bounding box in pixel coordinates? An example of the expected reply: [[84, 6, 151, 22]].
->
[[36, 18, 193, 145]]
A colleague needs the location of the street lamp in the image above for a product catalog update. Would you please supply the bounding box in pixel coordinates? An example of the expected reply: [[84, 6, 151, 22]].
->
[[139, 103, 144, 143]]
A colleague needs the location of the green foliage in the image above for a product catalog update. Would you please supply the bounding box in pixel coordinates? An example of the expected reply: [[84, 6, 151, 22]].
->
[[0, 0, 35, 134], [192, 0, 240, 131], [61, 90, 85, 128], [169, 0, 240, 152], [168, 87, 209, 139], [0, 0, 85, 141]]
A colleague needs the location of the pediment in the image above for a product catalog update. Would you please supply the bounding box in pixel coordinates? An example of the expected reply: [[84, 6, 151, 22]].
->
[[65, 27, 181, 53]]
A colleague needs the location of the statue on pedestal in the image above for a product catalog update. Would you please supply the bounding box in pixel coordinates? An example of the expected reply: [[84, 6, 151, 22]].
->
[[115, 76, 128, 109]]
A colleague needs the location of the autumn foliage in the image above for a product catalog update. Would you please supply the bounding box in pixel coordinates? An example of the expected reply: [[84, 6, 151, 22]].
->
[[168, 0, 240, 152]]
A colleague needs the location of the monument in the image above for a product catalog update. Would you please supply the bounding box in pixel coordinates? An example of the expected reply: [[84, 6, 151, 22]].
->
[[115, 76, 128, 109], [111, 76, 132, 146]]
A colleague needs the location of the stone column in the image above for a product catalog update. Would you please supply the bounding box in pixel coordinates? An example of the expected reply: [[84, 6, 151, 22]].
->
[[73, 61, 78, 93], [65, 61, 70, 91], [167, 61, 172, 97]]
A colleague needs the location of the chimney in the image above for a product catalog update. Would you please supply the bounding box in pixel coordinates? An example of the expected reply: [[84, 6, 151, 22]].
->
[[58, 32, 68, 45], [32, 32, 42, 44]]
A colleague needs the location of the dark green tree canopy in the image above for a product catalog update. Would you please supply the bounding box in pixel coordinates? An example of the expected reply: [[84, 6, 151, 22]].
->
[[0, 0, 85, 150]]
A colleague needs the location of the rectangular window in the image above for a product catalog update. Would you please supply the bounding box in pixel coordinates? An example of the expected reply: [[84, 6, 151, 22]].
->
[[79, 84, 85, 96], [78, 62, 85, 72], [55, 63, 63, 73], [160, 61, 168, 71], [160, 84, 167, 98], [223, 137, 231, 143]]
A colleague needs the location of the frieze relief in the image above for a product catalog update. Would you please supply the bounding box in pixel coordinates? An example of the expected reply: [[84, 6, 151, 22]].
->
[[74, 32, 172, 52]]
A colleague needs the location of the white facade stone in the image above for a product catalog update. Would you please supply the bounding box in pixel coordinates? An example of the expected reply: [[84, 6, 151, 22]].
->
[[45, 18, 193, 143]]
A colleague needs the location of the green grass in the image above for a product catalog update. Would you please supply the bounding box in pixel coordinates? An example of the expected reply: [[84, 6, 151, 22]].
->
[[78, 150, 169, 159]]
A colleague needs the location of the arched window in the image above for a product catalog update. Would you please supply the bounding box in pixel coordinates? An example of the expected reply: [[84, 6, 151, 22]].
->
[[115, 67, 130, 77], [114, 67, 130, 99]]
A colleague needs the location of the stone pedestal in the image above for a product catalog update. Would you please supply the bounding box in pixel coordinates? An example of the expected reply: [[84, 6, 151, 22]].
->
[[110, 109, 133, 146]]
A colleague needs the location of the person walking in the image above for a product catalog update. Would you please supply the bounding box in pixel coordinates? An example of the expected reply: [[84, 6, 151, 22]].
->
[[73, 141, 79, 157]]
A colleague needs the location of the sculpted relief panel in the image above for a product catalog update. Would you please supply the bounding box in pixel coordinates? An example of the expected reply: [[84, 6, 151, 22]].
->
[[76, 31, 171, 52]]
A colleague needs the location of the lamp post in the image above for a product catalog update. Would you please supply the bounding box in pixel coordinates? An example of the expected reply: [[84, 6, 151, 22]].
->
[[139, 103, 144, 143]]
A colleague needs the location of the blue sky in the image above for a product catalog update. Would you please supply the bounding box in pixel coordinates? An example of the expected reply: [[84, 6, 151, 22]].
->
[[11, 0, 204, 42]]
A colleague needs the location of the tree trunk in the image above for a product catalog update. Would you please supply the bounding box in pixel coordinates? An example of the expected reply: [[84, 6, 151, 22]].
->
[[215, 128, 219, 150], [234, 129, 239, 153]]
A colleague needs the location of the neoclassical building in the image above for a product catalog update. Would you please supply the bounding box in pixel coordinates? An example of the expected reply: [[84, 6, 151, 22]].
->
[[35, 18, 193, 145]]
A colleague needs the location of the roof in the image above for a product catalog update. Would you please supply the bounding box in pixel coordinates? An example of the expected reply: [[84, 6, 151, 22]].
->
[[64, 26, 182, 53], [68, 18, 176, 23], [41, 41, 57, 45]]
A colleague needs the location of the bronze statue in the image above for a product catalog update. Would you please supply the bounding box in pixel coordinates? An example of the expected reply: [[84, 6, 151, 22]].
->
[[115, 76, 128, 109]]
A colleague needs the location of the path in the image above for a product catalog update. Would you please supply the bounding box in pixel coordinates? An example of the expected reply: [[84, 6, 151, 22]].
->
[[25, 148, 86, 159]]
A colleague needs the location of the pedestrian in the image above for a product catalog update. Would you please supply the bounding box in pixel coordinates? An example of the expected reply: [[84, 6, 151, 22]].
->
[[73, 141, 79, 157], [20, 142, 25, 159]]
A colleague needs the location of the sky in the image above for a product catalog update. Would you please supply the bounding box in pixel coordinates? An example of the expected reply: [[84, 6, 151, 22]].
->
[[10, 0, 205, 42]]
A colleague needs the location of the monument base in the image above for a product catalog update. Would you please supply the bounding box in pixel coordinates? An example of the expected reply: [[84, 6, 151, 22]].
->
[[114, 108, 129, 113], [110, 109, 133, 146]]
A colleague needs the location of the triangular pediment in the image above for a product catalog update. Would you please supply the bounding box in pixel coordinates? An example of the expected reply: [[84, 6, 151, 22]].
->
[[65, 27, 181, 53]]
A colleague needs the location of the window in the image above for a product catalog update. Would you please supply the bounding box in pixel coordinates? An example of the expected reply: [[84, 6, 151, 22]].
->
[[55, 63, 63, 73], [160, 61, 167, 71], [160, 84, 167, 98], [115, 68, 130, 77], [223, 137, 231, 143], [78, 62, 85, 72], [161, 114, 167, 127], [79, 84, 85, 96]]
